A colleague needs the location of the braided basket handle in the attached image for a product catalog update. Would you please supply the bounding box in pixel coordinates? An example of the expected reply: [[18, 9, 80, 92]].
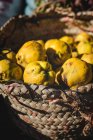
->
[[33, 1, 93, 35], [34, 1, 93, 20]]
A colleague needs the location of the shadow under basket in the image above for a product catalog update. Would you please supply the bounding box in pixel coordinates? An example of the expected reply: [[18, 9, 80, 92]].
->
[[0, 7, 93, 140]]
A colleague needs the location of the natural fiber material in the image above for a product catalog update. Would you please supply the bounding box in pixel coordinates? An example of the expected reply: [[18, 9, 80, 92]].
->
[[0, 4, 93, 140], [0, 8, 93, 52], [0, 81, 93, 139]]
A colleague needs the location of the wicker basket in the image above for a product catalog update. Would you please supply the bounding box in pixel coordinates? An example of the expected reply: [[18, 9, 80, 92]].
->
[[0, 2, 93, 140]]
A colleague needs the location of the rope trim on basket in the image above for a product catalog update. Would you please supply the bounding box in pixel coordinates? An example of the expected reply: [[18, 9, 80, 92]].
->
[[1, 82, 93, 138]]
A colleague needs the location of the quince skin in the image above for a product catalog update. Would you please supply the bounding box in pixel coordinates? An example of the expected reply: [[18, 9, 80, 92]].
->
[[75, 32, 91, 42], [36, 40, 45, 47], [0, 59, 23, 82], [60, 36, 74, 46], [56, 58, 92, 88], [23, 61, 55, 86], [16, 41, 46, 68], [45, 39, 71, 67], [76, 41, 93, 54], [81, 53, 93, 64], [2, 49, 16, 62]]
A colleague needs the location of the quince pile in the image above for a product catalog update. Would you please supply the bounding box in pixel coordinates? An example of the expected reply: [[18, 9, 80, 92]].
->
[[0, 32, 93, 89]]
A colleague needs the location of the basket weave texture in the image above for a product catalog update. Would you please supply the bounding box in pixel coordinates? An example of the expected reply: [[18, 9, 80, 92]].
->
[[0, 2, 93, 140]]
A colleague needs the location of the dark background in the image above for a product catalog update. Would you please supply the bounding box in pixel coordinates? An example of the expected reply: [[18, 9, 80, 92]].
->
[[0, 95, 35, 140]]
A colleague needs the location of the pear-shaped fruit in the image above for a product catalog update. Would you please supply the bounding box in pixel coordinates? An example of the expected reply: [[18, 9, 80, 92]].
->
[[45, 39, 71, 67], [81, 53, 93, 64], [0, 59, 23, 82], [36, 40, 45, 47], [10, 63, 23, 80], [76, 41, 93, 54], [60, 36, 74, 46], [75, 32, 92, 42], [16, 41, 46, 68], [23, 61, 55, 86], [56, 58, 92, 88], [2, 49, 16, 62]]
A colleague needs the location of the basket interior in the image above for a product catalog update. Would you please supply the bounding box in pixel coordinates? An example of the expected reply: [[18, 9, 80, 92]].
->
[[0, 13, 91, 52]]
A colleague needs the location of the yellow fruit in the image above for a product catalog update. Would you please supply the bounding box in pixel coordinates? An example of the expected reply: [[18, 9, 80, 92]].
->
[[0, 59, 23, 82], [2, 49, 16, 62], [36, 40, 45, 47], [54, 66, 61, 84], [71, 51, 78, 58], [45, 39, 71, 67], [60, 36, 74, 50], [55, 69, 62, 85], [76, 41, 93, 54], [0, 59, 10, 82], [56, 58, 92, 88], [10, 63, 23, 80], [23, 61, 55, 86], [60, 36, 74, 44], [16, 41, 46, 68], [81, 53, 93, 64], [75, 32, 91, 42]]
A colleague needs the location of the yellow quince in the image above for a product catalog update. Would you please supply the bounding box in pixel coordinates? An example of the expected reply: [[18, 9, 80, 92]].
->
[[81, 53, 93, 64], [71, 51, 78, 58], [45, 39, 71, 67], [76, 41, 93, 54], [60, 35, 74, 50], [0, 59, 23, 82], [2, 49, 16, 62], [16, 41, 46, 68], [60, 36, 74, 47], [36, 40, 45, 47], [23, 61, 55, 86], [56, 58, 92, 88], [75, 32, 92, 42]]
